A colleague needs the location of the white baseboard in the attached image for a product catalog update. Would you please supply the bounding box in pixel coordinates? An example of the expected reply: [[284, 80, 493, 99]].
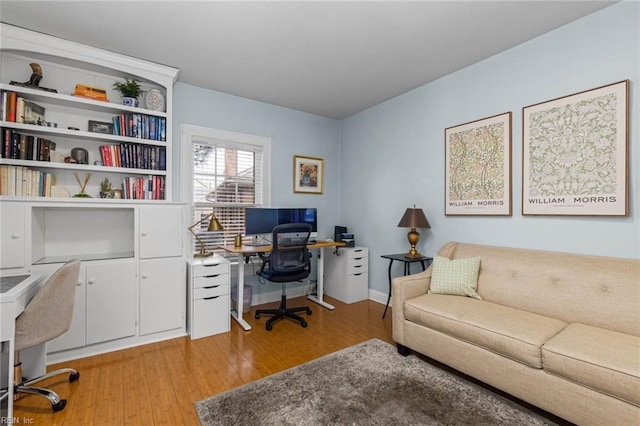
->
[[368, 288, 388, 305]]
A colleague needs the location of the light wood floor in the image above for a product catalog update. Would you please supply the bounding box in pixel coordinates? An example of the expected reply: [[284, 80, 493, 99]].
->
[[13, 296, 394, 425]]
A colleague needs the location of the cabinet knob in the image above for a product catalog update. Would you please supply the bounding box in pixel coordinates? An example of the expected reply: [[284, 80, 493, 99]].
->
[[142, 274, 148, 279], [141, 232, 148, 237], [88, 278, 96, 285], [77, 281, 82, 287], [11, 233, 20, 239]]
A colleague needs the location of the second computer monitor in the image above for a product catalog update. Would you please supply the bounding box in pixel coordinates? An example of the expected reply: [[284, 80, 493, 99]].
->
[[245, 207, 317, 236]]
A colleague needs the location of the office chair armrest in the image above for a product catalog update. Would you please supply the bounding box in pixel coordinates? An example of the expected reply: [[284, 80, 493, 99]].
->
[[257, 252, 270, 275]]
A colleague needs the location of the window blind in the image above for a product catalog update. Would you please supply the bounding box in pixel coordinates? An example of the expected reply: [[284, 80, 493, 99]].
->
[[191, 141, 264, 253]]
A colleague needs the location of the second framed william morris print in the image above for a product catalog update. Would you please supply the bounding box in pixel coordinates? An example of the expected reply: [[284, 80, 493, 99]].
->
[[522, 80, 628, 216], [445, 112, 512, 216]]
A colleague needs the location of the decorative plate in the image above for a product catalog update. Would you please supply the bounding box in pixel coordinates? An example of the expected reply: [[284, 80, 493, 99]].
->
[[145, 88, 166, 112]]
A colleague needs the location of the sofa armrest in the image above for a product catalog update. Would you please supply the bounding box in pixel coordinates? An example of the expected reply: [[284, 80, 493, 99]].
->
[[392, 267, 432, 345]]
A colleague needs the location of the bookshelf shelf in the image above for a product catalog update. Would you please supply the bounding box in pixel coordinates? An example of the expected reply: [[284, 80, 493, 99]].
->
[[0, 158, 167, 176], [0, 83, 168, 118]]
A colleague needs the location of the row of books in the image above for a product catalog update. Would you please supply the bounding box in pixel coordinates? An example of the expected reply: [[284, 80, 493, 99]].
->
[[1, 91, 46, 124], [122, 175, 165, 200], [0, 164, 166, 200], [112, 113, 166, 141], [99, 143, 166, 170], [0, 165, 54, 197], [2, 129, 56, 161]]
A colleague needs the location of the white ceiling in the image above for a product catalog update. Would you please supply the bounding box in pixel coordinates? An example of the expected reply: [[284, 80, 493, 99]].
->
[[0, 1, 617, 119]]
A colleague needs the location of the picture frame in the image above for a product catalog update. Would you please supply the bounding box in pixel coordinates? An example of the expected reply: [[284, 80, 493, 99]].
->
[[294, 155, 324, 194], [522, 80, 629, 216], [88, 120, 113, 134], [444, 112, 512, 216]]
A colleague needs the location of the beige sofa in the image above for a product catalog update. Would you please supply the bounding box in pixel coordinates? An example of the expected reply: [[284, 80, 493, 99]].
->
[[392, 242, 640, 426]]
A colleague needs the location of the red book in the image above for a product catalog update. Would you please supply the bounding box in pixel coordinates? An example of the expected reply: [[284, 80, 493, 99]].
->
[[7, 92, 17, 122]]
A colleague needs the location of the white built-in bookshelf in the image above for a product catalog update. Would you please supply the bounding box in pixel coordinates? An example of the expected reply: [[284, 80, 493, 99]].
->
[[0, 23, 178, 201], [0, 24, 189, 363]]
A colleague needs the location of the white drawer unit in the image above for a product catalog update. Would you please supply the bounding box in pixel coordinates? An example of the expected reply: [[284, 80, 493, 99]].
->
[[325, 246, 369, 304], [187, 256, 230, 339]]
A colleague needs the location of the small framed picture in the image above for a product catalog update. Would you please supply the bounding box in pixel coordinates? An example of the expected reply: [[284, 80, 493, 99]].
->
[[88, 120, 113, 134], [294, 155, 324, 194]]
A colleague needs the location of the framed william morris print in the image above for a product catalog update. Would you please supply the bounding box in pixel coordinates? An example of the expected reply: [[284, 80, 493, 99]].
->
[[522, 80, 629, 216], [445, 112, 512, 216]]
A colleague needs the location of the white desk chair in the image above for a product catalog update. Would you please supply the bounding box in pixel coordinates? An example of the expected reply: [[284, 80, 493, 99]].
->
[[3, 259, 81, 412]]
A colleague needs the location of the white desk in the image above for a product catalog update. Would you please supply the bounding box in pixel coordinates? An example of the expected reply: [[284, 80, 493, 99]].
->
[[219, 240, 344, 331], [1, 273, 45, 418]]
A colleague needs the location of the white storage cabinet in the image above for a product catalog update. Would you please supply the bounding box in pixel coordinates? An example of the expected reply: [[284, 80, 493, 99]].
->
[[325, 246, 369, 304], [187, 256, 230, 340]]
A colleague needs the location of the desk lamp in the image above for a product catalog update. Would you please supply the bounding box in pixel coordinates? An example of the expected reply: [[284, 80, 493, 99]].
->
[[189, 211, 223, 258], [397, 206, 431, 258]]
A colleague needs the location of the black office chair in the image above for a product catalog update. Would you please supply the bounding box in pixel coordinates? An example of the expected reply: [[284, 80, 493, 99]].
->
[[255, 223, 313, 331]]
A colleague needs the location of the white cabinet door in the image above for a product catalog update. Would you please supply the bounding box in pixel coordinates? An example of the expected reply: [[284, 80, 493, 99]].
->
[[86, 260, 136, 345], [139, 257, 184, 335], [48, 264, 86, 352], [139, 206, 183, 259], [0, 202, 25, 269]]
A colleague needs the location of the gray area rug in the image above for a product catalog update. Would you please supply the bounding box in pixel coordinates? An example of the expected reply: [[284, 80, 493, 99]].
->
[[195, 338, 554, 425]]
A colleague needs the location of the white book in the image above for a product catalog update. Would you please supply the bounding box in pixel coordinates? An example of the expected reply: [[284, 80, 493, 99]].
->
[[7, 165, 16, 196]]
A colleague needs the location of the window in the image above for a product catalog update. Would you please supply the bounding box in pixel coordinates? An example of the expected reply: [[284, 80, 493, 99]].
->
[[182, 125, 270, 256]]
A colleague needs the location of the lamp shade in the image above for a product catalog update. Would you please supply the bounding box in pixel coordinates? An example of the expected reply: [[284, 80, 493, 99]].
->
[[206, 213, 223, 231], [397, 207, 431, 229], [189, 211, 224, 258]]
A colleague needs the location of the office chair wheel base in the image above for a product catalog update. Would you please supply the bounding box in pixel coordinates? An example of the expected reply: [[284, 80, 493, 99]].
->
[[52, 399, 67, 412], [69, 372, 80, 383], [301, 320, 308, 328], [265, 323, 273, 331], [306, 308, 312, 315], [255, 313, 261, 319]]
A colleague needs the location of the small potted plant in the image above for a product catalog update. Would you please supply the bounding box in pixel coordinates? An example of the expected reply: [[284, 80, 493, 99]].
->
[[112, 77, 142, 107], [99, 177, 114, 198]]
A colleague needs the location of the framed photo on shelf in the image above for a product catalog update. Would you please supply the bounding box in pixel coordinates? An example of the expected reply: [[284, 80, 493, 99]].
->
[[522, 80, 628, 216], [293, 155, 324, 194], [444, 112, 512, 216], [88, 120, 113, 134]]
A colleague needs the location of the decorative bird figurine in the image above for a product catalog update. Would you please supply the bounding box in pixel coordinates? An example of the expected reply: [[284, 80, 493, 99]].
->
[[10, 62, 57, 92], [26, 62, 43, 86]]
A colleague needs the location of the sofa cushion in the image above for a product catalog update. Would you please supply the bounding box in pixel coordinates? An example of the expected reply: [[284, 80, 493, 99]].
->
[[404, 294, 567, 368], [429, 255, 482, 299], [543, 323, 640, 407]]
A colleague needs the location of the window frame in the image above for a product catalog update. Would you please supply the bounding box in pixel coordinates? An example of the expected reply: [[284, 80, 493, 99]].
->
[[181, 124, 271, 255]]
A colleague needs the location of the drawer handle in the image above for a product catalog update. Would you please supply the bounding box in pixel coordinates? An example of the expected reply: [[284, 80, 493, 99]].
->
[[204, 296, 220, 300], [354, 265, 363, 268], [204, 274, 220, 278], [204, 285, 220, 289], [204, 264, 220, 267], [354, 273, 363, 276], [354, 250, 363, 253]]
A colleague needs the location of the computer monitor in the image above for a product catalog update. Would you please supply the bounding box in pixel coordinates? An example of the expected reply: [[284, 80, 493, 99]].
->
[[244, 208, 279, 236], [277, 208, 317, 233], [245, 207, 318, 239]]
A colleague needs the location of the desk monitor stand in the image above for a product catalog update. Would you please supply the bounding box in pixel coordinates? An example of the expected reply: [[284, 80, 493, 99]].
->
[[246, 235, 270, 247]]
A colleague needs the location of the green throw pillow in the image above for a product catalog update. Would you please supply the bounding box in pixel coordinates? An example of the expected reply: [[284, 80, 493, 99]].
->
[[429, 255, 482, 299]]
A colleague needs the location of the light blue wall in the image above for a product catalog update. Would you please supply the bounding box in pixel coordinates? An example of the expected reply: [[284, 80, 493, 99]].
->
[[172, 83, 342, 240], [172, 84, 342, 296], [341, 1, 640, 296]]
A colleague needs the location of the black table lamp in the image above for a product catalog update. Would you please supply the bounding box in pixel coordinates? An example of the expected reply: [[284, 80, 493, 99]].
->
[[397, 206, 431, 258], [189, 211, 223, 258]]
